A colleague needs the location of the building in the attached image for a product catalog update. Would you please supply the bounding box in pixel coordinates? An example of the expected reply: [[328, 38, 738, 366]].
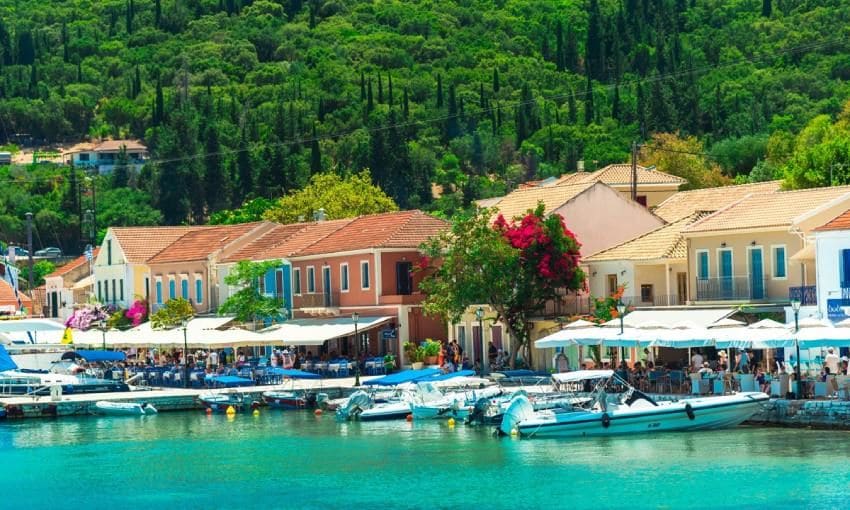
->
[[653, 180, 783, 222], [43, 249, 99, 320], [64, 139, 148, 174], [683, 185, 850, 312], [551, 164, 687, 208], [813, 208, 850, 321], [146, 222, 276, 314], [0, 279, 31, 317], [93, 226, 208, 309], [585, 212, 709, 307]]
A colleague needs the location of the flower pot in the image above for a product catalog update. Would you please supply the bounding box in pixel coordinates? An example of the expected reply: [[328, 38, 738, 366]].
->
[[411, 362, 424, 370], [425, 356, 438, 365]]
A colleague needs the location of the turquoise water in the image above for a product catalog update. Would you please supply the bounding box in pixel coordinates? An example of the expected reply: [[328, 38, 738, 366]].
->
[[2, 411, 849, 509]]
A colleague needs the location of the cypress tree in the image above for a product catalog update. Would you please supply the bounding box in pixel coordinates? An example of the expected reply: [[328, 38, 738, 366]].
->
[[436, 74, 443, 108], [762, 0, 772, 17], [612, 82, 621, 123], [565, 25, 579, 73], [360, 70, 366, 101], [555, 21, 565, 71], [388, 74, 393, 107], [133, 65, 141, 98], [29, 63, 37, 98], [445, 84, 459, 142], [479, 83, 486, 111], [471, 132, 484, 174], [650, 77, 674, 133], [567, 88, 577, 123], [155, 0, 162, 27], [112, 146, 130, 188], [584, 78, 594, 125], [636, 81, 647, 139], [235, 130, 254, 204], [377, 73, 383, 104], [310, 125, 321, 174], [317, 98, 325, 122], [154, 75, 164, 126], [493, 68, 500, 93], [77, 60, 82, 82], [403, 88, 409, 119], [61, 22, 68, 63], [366, 78, 374, 113], [586, 0, 605, 80], [126, 0, 134, 35], [17, 31, 35, 65], [541, 36, 550, 63], [204, 124, 228, 213]]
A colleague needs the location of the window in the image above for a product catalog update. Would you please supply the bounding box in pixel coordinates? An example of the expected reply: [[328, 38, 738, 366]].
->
[[111, 280, 116, 303], [772, 246, 787, 279], [105, 280, 109, 302], [606, 274, 618, 295], [119, 279, 124, 301], [841, 249, 850, 288], [195, 279, 203, 304], [98, 281, 102, 301], [696, 250, 710, 279], [307, 266, 316, 293], [293, 268, 302, 294], [181, 279, 189, 300], [79, 153, 89, 162], [340, 264, 349, 292], [361, 261, 370, 290], [155, 280, 162, 304], [457, 325, 466, 354], [636, 196, 647, 207], [169, 279, 176, 299], [640, 284, 654, 303], [144, 277, 150, 302], [107, 240, 112, 265]]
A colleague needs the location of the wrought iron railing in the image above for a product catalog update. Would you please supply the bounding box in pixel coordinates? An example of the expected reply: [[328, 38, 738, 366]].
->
[[788, 285, 817, 306], [694, 276, 769, 301]]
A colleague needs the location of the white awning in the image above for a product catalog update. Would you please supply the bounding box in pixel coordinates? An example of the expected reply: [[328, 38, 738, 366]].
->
[[616, 309, 736, 328], [257, 316, 394, 346]]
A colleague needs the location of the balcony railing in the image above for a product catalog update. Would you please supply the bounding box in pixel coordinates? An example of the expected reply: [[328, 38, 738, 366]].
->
[[621, 294, 683, 307], [788, 285, 817, 306], [695, 276, 769, 301], [296, 292, 340, 308], [541, 293, 592, 318]]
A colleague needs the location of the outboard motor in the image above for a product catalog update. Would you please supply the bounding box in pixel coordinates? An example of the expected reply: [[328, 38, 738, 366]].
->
[[498, 394, 535, 437], [467, 396, 495, 426], [335, 390, 372, 421]]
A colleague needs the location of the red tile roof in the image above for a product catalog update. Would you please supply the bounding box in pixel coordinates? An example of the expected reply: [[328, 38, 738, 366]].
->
[[0, 279, 32, 310], [220, 223, 320, 263], [46, 248, 100, 278], [815, 208, 850, 231], [295, 211, 448, 256], [262, 220, 354, 259], [111, 226, 208, 264], [147, 223, 268, 264]]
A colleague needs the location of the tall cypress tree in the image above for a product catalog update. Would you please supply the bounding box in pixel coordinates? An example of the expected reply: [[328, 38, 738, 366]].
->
[[636, 81, 647, 139], [479, 83, 486, 111], [366, 78, 374, 113], [204, 124, 228, 213], [762, 0, 772, 17], [387, 74, 394, 107], [565, 25, 579, 73], [61, 22, 69, 63], [112, 146, 130, 188], [403, 88, 409, 119], [612, 82, 621, 123], [586, 0, 605, 80], [235, 129, 254, 204], [154, 75, 164, 126], [310, 125, 321, 174], [555, 21, 565, 71], [493, 68, 500, 93], [155, 0, 162, 27], [584, 78, 594, 125], [445, 84, 459, 142], [132, 65, 141, 98], [360, 70, 366, 101], [126, 0, 134, 35], [436, 74, 444, 108], [568, 87, 577, 123], [377, 73, 383, 104]]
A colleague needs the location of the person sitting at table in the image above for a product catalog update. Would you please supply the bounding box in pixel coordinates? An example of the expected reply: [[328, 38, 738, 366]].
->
[[698, 362, 713, 376], [631, 362, 647, 391], [755, 367, 768, 393]]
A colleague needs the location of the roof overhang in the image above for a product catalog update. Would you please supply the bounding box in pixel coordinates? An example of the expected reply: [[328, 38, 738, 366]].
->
[[682, 226, 788, 238]]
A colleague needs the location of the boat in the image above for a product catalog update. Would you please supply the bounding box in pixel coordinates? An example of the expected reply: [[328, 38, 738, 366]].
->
[[500, 370, 769, 438], [262, 390, 316, 410], [0, 346, 129, 395], [335, 390, 376, 421], [467, 389, 585, 426], [409, 382, 503, 421], [198, 392, 259, 413], [94, 401, 158, 416], [0, 406, 6, 419]]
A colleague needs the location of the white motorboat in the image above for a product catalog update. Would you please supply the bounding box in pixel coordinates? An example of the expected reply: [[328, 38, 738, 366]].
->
[[409, 382, 502, 420], [500, 370, 769, 438], [94, 401, 158, 416]]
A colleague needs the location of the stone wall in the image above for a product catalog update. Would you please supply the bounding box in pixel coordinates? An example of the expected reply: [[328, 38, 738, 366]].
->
[[748, 399, 850, 429]]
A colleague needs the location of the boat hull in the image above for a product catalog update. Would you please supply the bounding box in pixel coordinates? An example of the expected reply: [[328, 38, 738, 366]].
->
[[411, 403, 472, 420], [262, 391, 314, 410], [199, 395, 257, 413], [358, 401, 411, 421], [504, 392, 769, 438], [94, 401, 157, 416]]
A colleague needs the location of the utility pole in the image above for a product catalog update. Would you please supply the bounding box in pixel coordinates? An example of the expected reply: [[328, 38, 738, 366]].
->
[[25, 212, 33, 292], [630, 141, 639, 201]]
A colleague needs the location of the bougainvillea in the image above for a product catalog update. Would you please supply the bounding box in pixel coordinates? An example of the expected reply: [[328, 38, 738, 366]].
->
[[420, 203, 586, 368], [125, 300, 148, 327], [64, 305, 111, 331]]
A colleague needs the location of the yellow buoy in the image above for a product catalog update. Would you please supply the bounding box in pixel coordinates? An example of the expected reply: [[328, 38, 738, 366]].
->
[[510, 428, 518, 437], [226, 405, 236, 415], [447, 418, 455, 427], [252, 409, 260, 417]]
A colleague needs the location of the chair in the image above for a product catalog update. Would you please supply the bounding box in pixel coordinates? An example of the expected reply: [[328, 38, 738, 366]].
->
[[337, 361, 349, 377], [668, 370, 685, 393], [689, 374, 707, 395]]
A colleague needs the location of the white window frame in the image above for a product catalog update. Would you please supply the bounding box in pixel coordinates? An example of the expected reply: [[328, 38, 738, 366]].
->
[[695, 249, 710, 279], [716, 248, 734, 278], [771, 244, 787, 280], [306, 266, 316, 294], [360, 260, 371, 290], [293, 267, 302, 295], [340, 263, 350, 293]]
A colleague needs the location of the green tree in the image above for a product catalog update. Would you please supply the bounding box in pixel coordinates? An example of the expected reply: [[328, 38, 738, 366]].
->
[[111, 145, 130, 188], [150, 298, 194, 329], [262, 170, 398, 224], [420, 205, 585, 368], [219, 260, 286, 325]]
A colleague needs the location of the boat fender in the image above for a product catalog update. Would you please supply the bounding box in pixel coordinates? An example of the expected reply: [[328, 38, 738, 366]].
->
[[601, 412, 611, 428], [685, 403, 695, 420]]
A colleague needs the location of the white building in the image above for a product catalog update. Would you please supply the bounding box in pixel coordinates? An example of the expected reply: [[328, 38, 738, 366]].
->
[[63, 140, 148, 174], [813, 208, 850, 322]]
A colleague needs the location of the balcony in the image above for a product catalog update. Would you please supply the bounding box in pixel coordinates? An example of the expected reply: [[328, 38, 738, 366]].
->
[[621, 294, 683, 307], [540, 292, 592, 318], [694, 276, 769, 302], [788, 285, 817, 306], [295, 292, 340, 309]]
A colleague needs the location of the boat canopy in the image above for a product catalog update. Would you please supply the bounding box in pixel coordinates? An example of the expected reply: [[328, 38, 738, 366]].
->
[[0, 345, 18, 371], [551, 370, 614, 383], [362, 368, 442, 386], [61, 350, 126, 363], [426, 370, 475, 382]]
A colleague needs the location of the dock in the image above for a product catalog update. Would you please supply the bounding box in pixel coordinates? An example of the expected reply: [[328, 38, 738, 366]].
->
[[0, 376, 370, 419]]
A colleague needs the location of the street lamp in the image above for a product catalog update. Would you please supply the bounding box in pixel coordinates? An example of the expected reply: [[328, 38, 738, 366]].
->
[[181, 318, 189, 389], [616, 301, 626, 365], [98, 321, 107, 350], [791, 299, 802, 399], [352, 312, 360, 386], [475, 306, 484, 374]]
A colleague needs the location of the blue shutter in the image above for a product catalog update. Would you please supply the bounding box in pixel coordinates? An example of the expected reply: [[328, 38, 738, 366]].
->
[[169, 280, 176, 299], [264, 270, 276, 296], [181, 279, 189, 299], [283, 266, 292, 316], [698, 252, 709, 279], [775, 247, 786, 278], [156, 281, 162, 304], [196, 279, 203, 304], [842, 249, 850, 288]]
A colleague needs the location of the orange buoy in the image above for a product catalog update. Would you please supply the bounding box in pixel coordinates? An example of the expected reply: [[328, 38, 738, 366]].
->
[[205, 408, 212, 415], [406, 414, 413, 422], [314, 409, 323, 416]]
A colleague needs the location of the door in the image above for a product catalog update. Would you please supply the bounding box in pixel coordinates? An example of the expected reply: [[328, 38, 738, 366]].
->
[[396, 261, 413, 295], [472, 325, 482, 364], [749, 248, 764, 300], [322, 267, 332, 306], [50, 292, 58, 318], [677, 272, 687, 305], [607, 274, 618, 295], [491, 325, 503, 350], [719, 250, 733, 298]]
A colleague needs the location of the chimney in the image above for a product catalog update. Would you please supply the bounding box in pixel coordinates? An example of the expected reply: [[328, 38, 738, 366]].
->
[[577, 160, 585, 172], [313, 208, 326, 222]]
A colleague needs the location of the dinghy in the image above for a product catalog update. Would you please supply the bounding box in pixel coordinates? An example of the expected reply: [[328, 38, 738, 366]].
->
[[94, 401, 158, 416]]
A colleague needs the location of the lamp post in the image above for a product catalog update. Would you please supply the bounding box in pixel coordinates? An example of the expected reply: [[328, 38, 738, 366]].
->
[[99, 321, 107, 350], [475, 306, 484, 374], [352, 312, 360, 386], [791, 299, 802, 399], [616, 301, 626, 365], [181, 318, 189, 389]]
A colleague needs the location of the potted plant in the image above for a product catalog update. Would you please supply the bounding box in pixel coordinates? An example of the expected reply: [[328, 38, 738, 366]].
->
[[383, 353, 396, 374], [404, 342, 424, 370], [423, 339, 441, 365]]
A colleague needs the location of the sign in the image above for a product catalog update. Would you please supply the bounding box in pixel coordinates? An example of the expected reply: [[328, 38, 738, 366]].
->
[[381, 329, 397, 340], [826, 298, 850, 321]]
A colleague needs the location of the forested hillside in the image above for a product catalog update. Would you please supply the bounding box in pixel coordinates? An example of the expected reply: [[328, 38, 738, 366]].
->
[[1, 0, 849, 253]]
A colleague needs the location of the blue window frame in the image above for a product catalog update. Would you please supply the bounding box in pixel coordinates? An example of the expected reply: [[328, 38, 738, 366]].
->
[[169, 280, 176, 299], [155, 281, 162, 304], [181, 279, 189, 300], [195, 279, 203, 304]]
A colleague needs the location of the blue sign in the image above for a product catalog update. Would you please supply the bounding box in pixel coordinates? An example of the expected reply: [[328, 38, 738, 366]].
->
[[381, 329, 397, 340], [826, 299, 850, 320]]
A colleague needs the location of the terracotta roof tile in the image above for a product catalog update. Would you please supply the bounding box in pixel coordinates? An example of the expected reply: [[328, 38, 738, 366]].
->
[[220, 223, 323, 263], [147, 223, 267, 264], [261, 220, 354, 258], [46, 248, 100, 278], [653, 181, 783, 222], [685, 185, 850, 234], [586, 212, 710, 262], [294, 211, 448, 256], [111, 226, 208, 264], [0, 279, 32, 310], [815, 208, 850, 232], [488, 182, 597, 220], [554, 164, 687, 186], [94, 139, 147, 152]]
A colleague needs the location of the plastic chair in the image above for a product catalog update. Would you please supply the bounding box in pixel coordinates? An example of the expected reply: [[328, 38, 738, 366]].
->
[[668, 371, 685, 393], [337, 361, 349, 377]]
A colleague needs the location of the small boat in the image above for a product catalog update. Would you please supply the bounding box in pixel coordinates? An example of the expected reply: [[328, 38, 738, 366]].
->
[[94, 401, 158, 416], [409, 382, 503, 421], [500, 370, 769, 438], [335, 390, 375, 421], [199, 392, 259, 413], [0, 406, 6, 419], [262, 390, 316, 410]]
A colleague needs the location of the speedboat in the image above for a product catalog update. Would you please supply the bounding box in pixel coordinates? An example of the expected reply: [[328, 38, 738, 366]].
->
[[335, 390, 374, 421], [409, 382, 503, 420], [0, 346, 128, 395], [500, 370, 769, 438], [467, 389, 585, 426], [262, 390, 316, 410], [94, 401, 158, 416], [198, 392, 259, 413]]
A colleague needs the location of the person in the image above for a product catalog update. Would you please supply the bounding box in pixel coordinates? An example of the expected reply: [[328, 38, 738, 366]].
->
[[643, 348, 655, 366], [718, 350, 728, 368], [208, 350, 218, 369], [698, 362, 713, 376], [824, 348, 840, 375], [446, 342, 457, 371], [737, 349, 750, 374], [755, 367, 768, 393], [632, 362, 646, 391], [554, 352, 569, 373], [691, 350, 704, 372], [488, 340, 498, 364]]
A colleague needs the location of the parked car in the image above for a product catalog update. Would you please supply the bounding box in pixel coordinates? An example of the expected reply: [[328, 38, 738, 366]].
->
[[34, 247, 62, 258], [8, 246, 29, 258]]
